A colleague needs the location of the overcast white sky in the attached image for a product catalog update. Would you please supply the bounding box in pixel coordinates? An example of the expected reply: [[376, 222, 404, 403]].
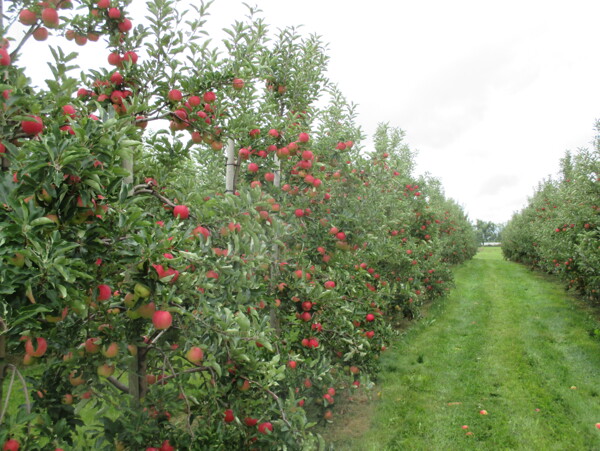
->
[[17, 0, 600, 223]]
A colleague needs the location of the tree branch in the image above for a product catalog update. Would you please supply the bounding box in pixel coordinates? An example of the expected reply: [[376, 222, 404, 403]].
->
[[154, 347, 195, 438], [132, 182, 177, 209], [107, 376, 129, 394], [240, 376, 296, 435]]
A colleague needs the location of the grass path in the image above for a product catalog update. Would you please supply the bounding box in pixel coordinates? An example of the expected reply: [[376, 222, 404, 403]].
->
[[331, 247, 600, 450]]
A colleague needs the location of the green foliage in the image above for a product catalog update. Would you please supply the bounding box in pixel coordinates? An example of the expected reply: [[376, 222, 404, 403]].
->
[[0, 1, 477, 449], [502, 140, 600, 302]]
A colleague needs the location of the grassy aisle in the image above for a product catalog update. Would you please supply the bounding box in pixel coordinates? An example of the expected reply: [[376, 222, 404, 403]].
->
[[332, 247, 600, 450]]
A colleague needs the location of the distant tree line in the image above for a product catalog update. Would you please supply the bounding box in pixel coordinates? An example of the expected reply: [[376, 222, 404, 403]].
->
[[473, 219, 504, 245]]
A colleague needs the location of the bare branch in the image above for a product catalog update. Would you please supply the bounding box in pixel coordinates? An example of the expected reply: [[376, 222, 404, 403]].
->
[[132, 182, 178, 209], [240, 376, 296, 434], [0, 364, 31, 425], [107, 376, 129, 394], [0, 364, 15, 425], [150, 365, 211, 384], [154, 347, 195, 438]]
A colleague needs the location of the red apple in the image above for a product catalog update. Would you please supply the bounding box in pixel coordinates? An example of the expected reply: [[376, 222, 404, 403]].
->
[[25, 337, 47, 357], [300, 311, 311, 322], [108, 7, 121, 19], [2, 439, 20, 451], [41, 8, 59, 28], [232, 78, 245, 90], [244, 417, 258, 427], [19, 9, 37, 25], [152, 310, 173, 330], [69, 371, 85, 386], [33, 27, 49, 41], [298, 132, 309, 143], [238, 148, 250, 159], [108, 52, 121, 66], [186, 346, 204, 363], [168, 89, 182, 102], [62, 104, 76, 118], [21, 115, 44, 135], [97, 284, 112, 301], [203, 91, 216, 103], [173, 205, 189, 219], [122, 51, 138, 64], [324, 281, 335, 289], [258, 422, 273, 434], [301, 150, 313, 161], [224, 409, 235, 423], [97, 363, 115, 377], [118, 18, 132, 32], [0, 49, 9, 66], [102, 342, 119, 358], [188, 95, 201, 107], [75, 34, 87, 45], [85, 337, 100, 354]]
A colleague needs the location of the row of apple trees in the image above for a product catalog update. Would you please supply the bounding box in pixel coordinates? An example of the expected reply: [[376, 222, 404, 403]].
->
[[0, 0, 478, 449], [502, 130, 599, 302]]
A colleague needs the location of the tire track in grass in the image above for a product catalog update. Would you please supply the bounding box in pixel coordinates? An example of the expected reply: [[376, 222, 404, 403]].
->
[[330, 248, 600, 450]]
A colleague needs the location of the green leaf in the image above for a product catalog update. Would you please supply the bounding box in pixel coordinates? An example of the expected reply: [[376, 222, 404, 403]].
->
[[84, 179, 103, 192], [57, 284, 68, 298], [8, 305, 53, 329], [30, 217, 55, 227]]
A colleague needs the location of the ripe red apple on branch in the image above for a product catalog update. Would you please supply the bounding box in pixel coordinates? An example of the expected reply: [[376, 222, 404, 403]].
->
[[152, 310, 173, 330]]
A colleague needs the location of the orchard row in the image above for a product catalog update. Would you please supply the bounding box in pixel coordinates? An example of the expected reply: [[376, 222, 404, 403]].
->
[[0, 1, 478, 449], [502, 138, 599, 302]]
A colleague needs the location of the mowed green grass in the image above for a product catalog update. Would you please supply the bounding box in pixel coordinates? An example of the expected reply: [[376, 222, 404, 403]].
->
[[332, 247, 600, 450]]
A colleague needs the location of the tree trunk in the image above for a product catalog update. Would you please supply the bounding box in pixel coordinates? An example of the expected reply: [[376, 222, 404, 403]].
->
[[122, 154, 133, 186], [0, 331, 6, 405], [225, 139, 236, 194], [128, 347, 147, 407], [269, 158, 282, 334]]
